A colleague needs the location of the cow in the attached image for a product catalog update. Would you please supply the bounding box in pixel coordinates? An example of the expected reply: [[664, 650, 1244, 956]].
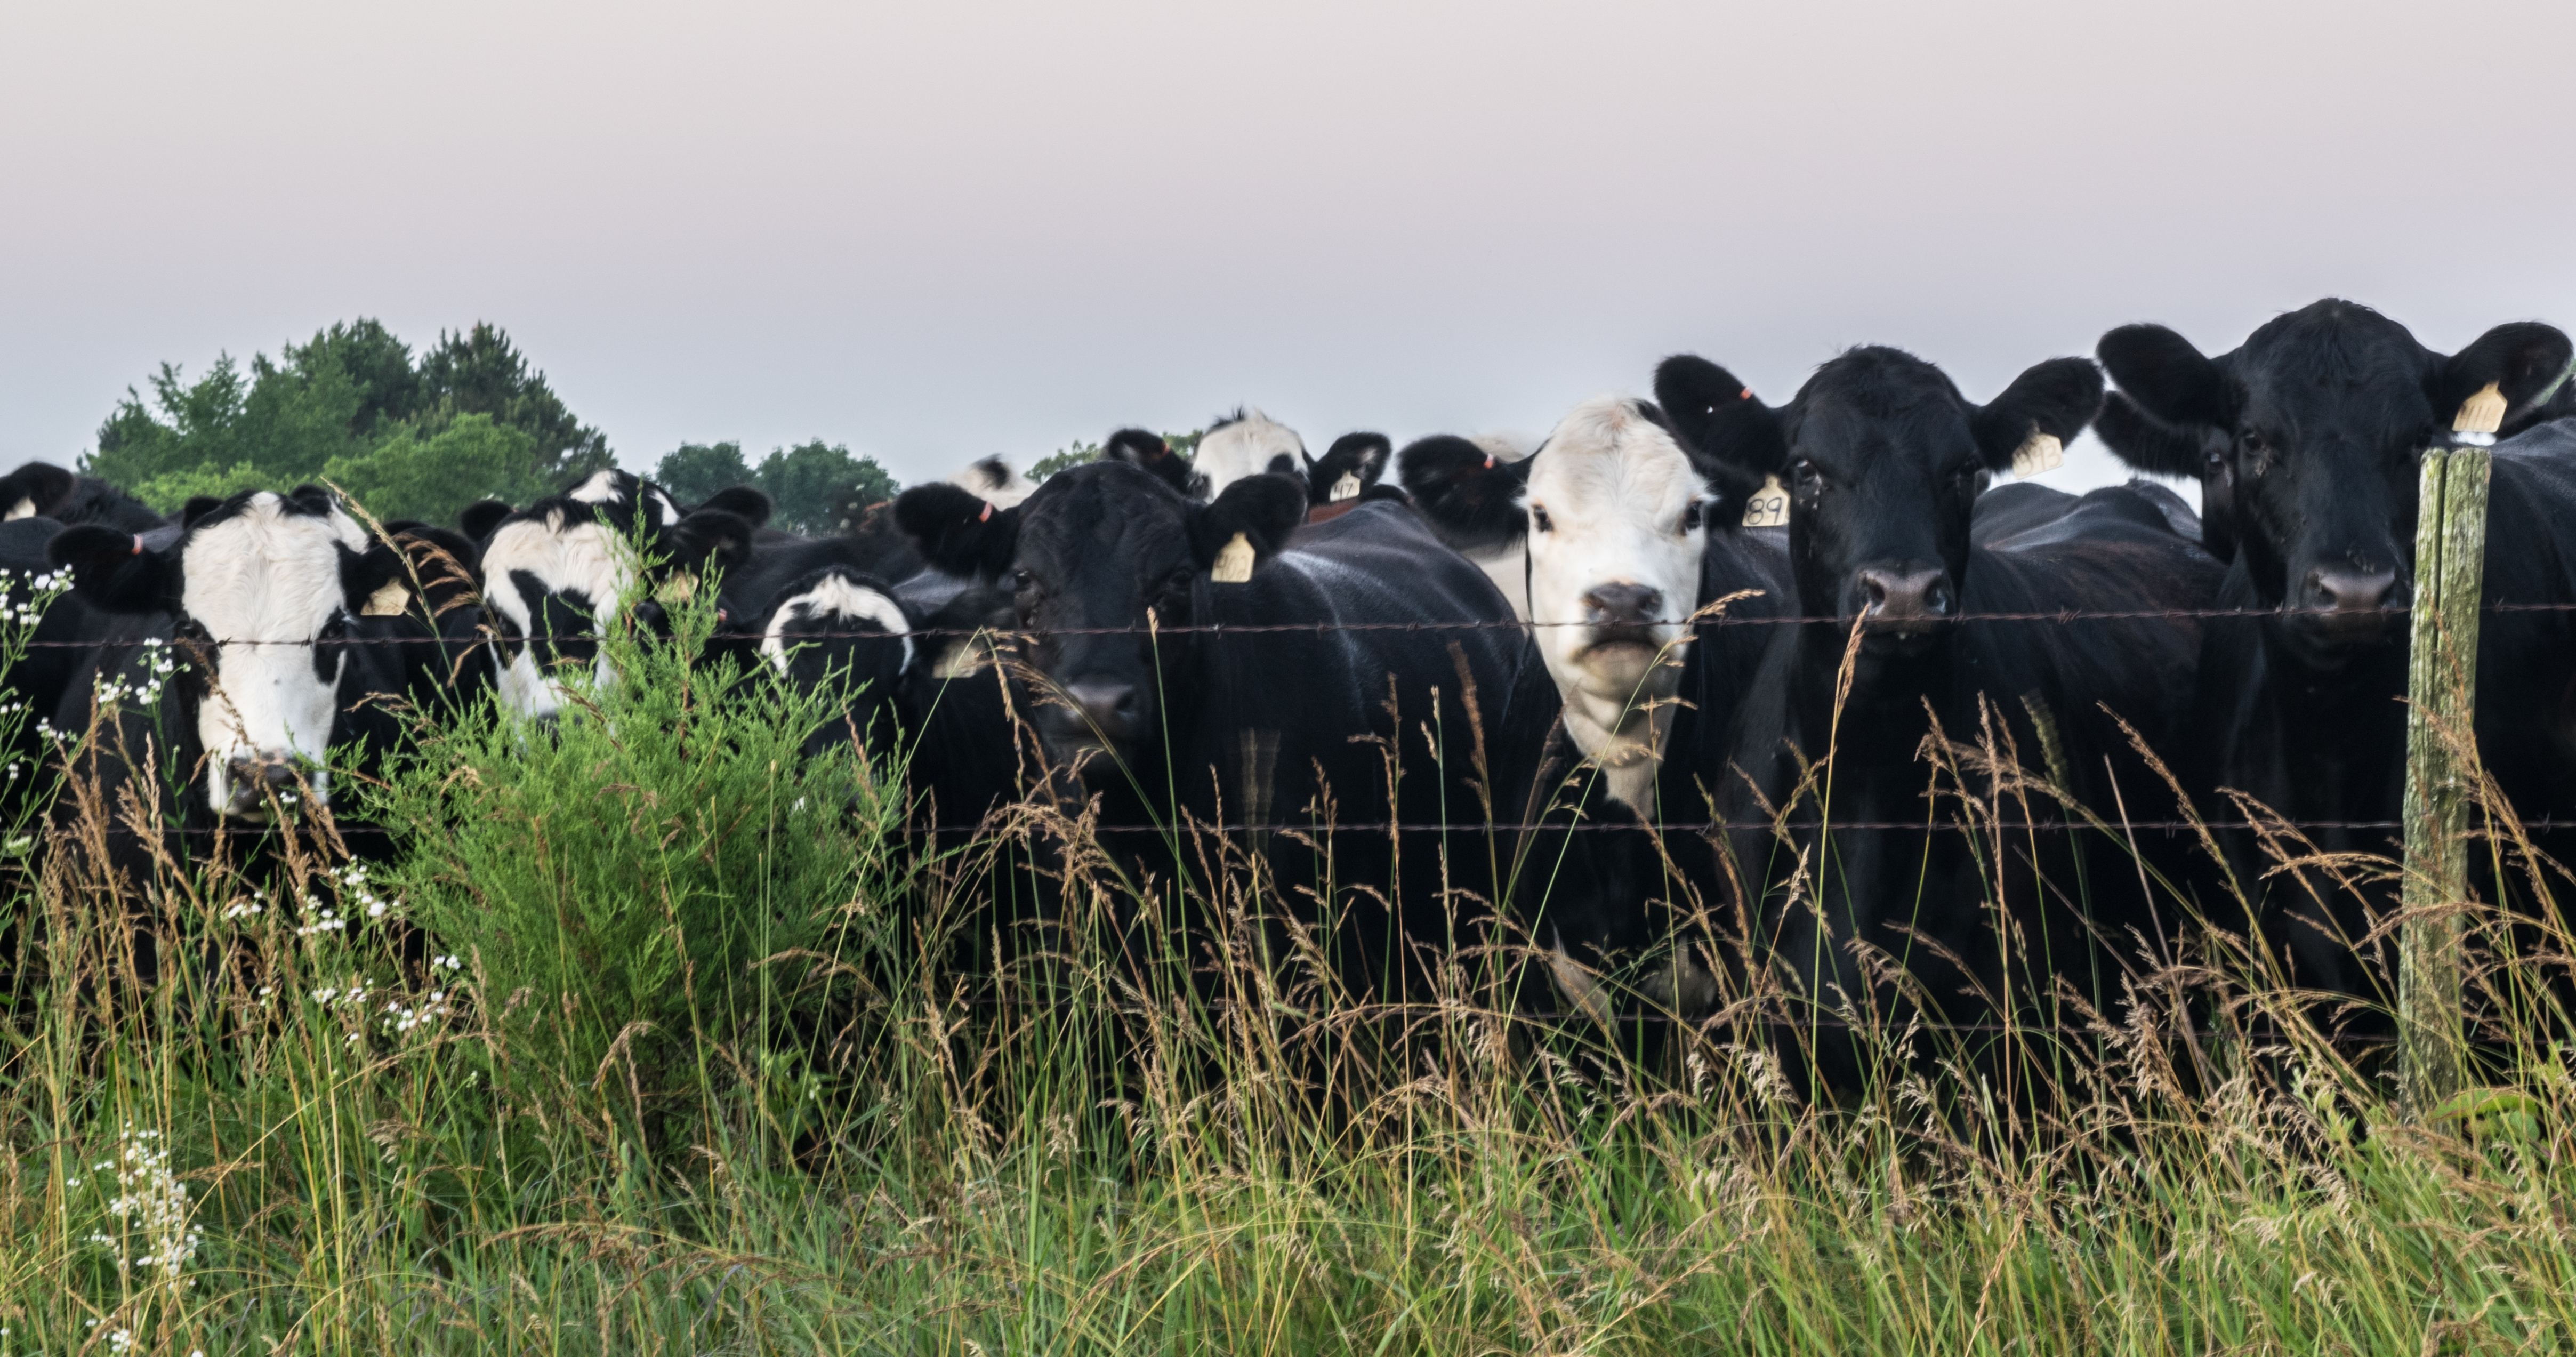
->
[[890, 459, 1557, 1002], [467, 469, 756, 721], [0, 462, 166, 535], [1190, 409, 1306, 499], [1301, 433, 1399, 523], [1643, 346, 2221, 1088], [2090, 299, 2576, 1025]]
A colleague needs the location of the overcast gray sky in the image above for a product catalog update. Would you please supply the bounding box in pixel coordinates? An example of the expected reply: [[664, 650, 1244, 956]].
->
[[5, 0, 2572, 495]]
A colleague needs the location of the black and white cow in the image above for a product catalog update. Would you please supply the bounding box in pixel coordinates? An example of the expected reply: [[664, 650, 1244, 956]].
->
[[1639, 347, 2220, 1087], [891, 459, 1556, 1000], [1301, 432, 1398, 523], [467, 469, 755, 720], [1189, 409, 1307, 499], [0, 462, 166, 535], [2091, 299, 2576, 1015]]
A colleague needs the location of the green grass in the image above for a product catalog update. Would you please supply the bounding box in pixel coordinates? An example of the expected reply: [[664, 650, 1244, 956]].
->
[[5, 590, 2575, 1354]]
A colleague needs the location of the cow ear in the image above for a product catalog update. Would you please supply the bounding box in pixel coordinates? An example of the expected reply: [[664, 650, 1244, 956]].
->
[[340, 539, 407, 614], [2093, 391, 2212, 479], [1103, 427, 1206, 500], [1655, 354, 1785, 474], [1307, 432, 1391, 504], [1399, 434, 1533, 548], [2098, 324, 2232, 430], [0, 462, 76, 519], [663, 508, 758, 580], [697, 485, 772, 527], [2435, 322, 2574, 435], [391, 524, 485, 612], [1971, 357, 2104, 472], [180, 496, 224, 528], [458, 499, 514, 541], [894, 483, 1021, 579], [1190, 472, 1305, 577], [50, 525, 178, 615], [284, 484, 336, 517]]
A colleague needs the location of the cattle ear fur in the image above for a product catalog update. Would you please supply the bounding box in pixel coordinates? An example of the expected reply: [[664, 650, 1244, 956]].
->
[[180, 496, 224, 528], [1970, 357, 2104, 472], [1189, 473, 1305, 575], [2436, 322, 2574, 432], [1306, 432, 1391, 504], [2092, 391, 2210, 479], [2098, 324, 2232, 430], [1398, 434, 1532, 548], [1102, 428, 1207, 500], [697, 485, 773, 527], [893, 483, 1021, 579], [1654, 355, 1784, 473], [457, 499, 515, 541], [49, 525, 178, 615], [663, 508, 759, 581], [0, 463, 76, 518]]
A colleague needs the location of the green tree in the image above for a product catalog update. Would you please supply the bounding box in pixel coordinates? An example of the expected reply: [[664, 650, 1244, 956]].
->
[[322, 415, 546, 526], [653, 441, 756, 507], [751, 440, 898, 535]]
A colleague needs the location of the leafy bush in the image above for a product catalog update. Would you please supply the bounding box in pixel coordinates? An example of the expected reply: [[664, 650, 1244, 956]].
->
[[364, 573, 893, 1142]]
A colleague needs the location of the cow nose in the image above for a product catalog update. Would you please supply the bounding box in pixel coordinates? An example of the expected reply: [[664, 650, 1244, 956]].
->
[[1066, 680, 1142, 738], [1855, 566, 1954, 623], [2304, 566, 2401, 614], [1581, 583, 1664, 627]]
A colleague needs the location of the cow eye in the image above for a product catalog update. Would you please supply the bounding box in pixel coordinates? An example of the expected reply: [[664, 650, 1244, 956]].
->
[[1531, 505, 1555, 533], [1678, 502, 1704, 533], [1011, 568, 1034, 591], [1790, 458, 1820, 488]]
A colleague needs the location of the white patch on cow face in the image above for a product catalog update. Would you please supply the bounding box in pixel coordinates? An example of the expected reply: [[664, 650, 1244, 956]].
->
[[946, 456, 1035, 509], [761, 574, 912, 676], [1193, 410, 1305, 497], [568, 470, 627, 505], [1523, 397, 1713, 813], [180, 495, 368, 819], [4, 497, 33, 521], [479, 513, 635, 720]]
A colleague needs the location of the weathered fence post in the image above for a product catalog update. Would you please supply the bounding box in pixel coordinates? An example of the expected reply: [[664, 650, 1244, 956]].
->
[[2397, 401, 2496, 1114]]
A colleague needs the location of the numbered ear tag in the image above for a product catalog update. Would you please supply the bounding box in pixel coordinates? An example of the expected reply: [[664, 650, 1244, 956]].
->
[[1210, 532, 1256, 583], [361, 580, 411, 617], [1740, 475, 1789, 528], [2456, 381, 2507, 435], [2011, 431, 2064, 479], [655, 573, 698, 605], [1329, 471, 1362, 501]]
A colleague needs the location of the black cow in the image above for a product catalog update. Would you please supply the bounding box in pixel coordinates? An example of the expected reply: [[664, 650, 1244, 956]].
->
[[1642, 347, 2220, 1089], [1302, 432, 1402, 524], [2092, 299, 2576, 1021], [892, 461, 1557, 1001], [0, 462, 166, 535]]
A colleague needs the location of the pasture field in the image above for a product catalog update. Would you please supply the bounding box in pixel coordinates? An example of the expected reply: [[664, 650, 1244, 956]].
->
[[5, 582, 2576, 1356]]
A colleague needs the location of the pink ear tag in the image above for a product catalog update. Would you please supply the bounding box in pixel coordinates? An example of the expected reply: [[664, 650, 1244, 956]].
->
[[132, 535, 144, 555], [978, 502, 992, 522], [1739, 388, 1752, 401], [1482, 455, 1495, 470]]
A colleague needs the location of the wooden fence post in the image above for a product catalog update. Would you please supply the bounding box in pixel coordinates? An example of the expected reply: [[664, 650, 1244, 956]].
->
[[2398, 431, 2492, 1114]]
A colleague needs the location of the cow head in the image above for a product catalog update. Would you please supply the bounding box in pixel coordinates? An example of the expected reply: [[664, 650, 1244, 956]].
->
[[473, 468, 755, 720], [893, 461, 1305, 777], [50, 487, 409, 821], [945, 455, 1035, 509], [1660, 347, 2102, 662], [2097, 300, 2571, 666], [755, 566, 914, 764], [1304, 432, 1392, 505], [1193, 408, 1306, 499]]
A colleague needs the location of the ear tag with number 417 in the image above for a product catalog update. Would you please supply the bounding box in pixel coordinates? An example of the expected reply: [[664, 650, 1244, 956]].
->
[[1741, 475, 1789, 528], [2011, 431, 2064, 480]]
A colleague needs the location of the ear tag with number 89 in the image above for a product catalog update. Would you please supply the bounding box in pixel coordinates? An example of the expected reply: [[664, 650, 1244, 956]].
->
[[1741, 475, 1790, 528]]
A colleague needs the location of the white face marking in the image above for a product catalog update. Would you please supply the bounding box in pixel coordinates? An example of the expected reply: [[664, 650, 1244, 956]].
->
[[180, 495, 368, 818], [4, 497, 33, 521], [1522, 397, 1713, 811], [760, 574, 912, 677], [479, 513, 635, 720], [945, 456, 1034, 509], [567, 470, 627, 505], [1193, 410, 1305, 497]]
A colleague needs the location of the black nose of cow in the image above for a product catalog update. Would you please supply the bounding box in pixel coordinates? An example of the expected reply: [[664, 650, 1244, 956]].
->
[[1855, 566, 1954, 629], [1582, 583, 1665, 628], [227, 755, 310, 815], [1065, 679, 1144, 742], [2303, 566, 2401, 615]]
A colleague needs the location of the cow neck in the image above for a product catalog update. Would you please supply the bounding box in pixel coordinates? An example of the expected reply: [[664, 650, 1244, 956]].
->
[[1790, 624, 1956, 770], [1559, 687, 1677, 819]]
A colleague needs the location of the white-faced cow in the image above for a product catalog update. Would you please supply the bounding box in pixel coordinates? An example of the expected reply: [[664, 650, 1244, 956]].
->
[[891, 459, 1556, 1001], [2091, 298, 2576, 1018], [1641, 346, 2220, 1089], [1190, 409, 1306, 499]]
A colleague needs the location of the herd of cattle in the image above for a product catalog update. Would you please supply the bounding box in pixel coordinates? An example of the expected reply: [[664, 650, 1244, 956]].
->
[[10, 296, 2576, 1074]]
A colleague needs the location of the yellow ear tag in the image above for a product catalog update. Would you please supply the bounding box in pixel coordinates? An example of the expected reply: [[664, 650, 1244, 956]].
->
[[361, 580, 410, 617], [2011, 431, 2065, 479], [1211, 532, 1256, 583], [1740, 475, 1789, 528], [1330, 471, 1362, 502], [2456, 381, 2507, 435], [655, 573, 697, 605]]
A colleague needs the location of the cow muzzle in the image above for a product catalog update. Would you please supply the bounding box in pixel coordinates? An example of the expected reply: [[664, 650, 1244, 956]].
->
[[2290, 565, 2405, 645], [1036, 676, 1146, 774], [222, 752, 325, 820], [1849, 565, 1954, 648]]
